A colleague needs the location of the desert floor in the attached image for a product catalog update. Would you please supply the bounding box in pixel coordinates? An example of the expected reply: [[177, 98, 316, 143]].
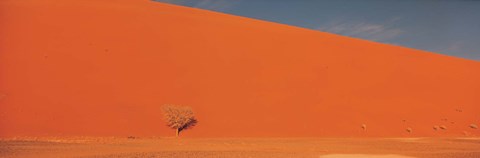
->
[[1, 137, 479, 158]]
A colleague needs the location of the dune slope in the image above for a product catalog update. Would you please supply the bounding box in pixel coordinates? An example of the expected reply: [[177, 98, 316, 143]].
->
[[0, 0, 479, 137]]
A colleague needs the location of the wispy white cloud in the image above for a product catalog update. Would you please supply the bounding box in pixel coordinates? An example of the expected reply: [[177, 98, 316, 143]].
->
[[317, 18, 403, 42], [157, 0, 239, 12], [443, 42, 463, 52], [193, 0, 239, 11], [157, 0, 189, 4]]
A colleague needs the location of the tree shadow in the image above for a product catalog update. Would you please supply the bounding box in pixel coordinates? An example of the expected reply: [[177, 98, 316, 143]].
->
[[179, 118, 198, 134]]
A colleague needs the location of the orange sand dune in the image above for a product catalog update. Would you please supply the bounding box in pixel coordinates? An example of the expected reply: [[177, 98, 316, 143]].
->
[[0, 0, 479, 137]]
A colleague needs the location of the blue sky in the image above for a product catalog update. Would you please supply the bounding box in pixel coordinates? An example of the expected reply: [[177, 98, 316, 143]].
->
[[154, 0, 480, 61]]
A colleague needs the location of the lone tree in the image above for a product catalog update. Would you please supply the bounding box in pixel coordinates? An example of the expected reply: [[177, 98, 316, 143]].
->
[[161, 104, 198, 137]]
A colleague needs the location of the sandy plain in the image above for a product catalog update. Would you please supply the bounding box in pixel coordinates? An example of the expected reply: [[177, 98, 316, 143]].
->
[[1, 137, 479, 158]]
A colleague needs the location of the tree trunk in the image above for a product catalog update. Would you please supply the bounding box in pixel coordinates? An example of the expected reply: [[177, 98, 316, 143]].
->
[[175, 128, 179, 137]]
